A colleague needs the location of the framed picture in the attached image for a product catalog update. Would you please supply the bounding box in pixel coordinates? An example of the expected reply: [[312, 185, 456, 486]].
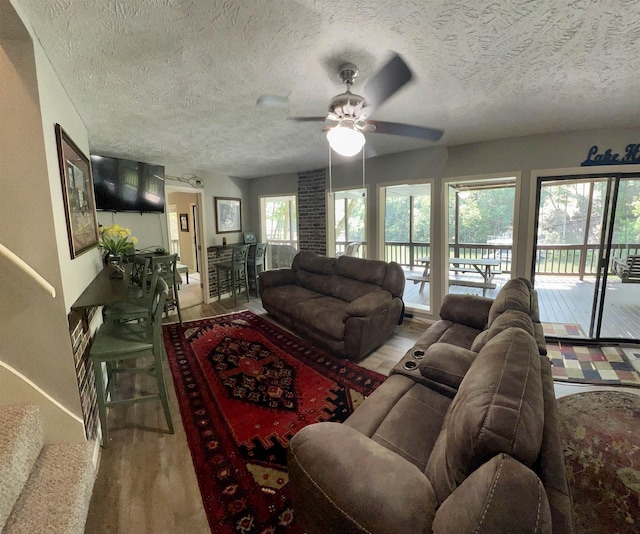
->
[[215, 197, 242, 234], [179, 213, 189, 232], [55, 123, 99, 259]]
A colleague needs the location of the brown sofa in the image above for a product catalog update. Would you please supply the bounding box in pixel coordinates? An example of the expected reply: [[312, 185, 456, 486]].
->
[[287, 278, 574, 534], [259, 251, 405, 362]]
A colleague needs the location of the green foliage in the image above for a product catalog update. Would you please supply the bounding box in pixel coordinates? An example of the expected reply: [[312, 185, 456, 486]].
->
[[451, 187, 515, 244]]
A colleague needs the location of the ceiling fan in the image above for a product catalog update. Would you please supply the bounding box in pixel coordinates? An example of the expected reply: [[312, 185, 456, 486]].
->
[[257, 54, 444, 157]]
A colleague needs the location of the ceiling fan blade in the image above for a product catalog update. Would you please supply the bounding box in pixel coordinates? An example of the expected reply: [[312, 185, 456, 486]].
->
[[363, 53, 412, 109], [366, 120, 444, 141], [288, 116, 327, 122], [256, 94, 289, 109]]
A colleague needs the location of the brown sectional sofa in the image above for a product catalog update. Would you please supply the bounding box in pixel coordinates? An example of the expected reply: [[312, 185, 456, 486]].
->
[[259, 251, 405, 361], [287, 278, 574, 534]]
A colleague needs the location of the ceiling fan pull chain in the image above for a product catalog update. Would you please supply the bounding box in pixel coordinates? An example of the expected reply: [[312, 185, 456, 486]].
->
[[362, 147, 366, 191], [328, 145, 333, 194]]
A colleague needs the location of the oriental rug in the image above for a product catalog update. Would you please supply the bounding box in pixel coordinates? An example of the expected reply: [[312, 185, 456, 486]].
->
[[557, 391, 640, 533], [162, 310, 385, 533]]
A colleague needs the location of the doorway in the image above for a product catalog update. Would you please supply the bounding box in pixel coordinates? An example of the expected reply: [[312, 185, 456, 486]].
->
[[532, 173, 640, 343], [167, 189, 204, 308]]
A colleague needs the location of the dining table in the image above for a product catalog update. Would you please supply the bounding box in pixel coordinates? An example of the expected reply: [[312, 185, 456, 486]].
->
[[71, 266, 131, 310]]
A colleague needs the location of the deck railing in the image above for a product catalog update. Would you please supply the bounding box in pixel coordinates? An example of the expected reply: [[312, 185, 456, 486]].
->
[[384, 242, 640, 278]]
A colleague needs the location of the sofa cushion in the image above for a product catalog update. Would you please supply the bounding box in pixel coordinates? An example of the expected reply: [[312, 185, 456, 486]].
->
[[288, 422, 438, 534], [487, 277, 532, 326], [472, 310, 535, 353], [425, 327, 544, 503], [336, 255, 388, 285], [294, 270, 334, 295], [294, 250, 337, 275], [469, 330, 490, 352], [439, 294, 493, 331], [418, 343, 477, 390], [434, 322, 482, 349], [261, 285, 322, 316], [368, 381, 452, 471], [294, 296, 348, 340], [330, 276, 383, 303], [432, 454, 552, 534]]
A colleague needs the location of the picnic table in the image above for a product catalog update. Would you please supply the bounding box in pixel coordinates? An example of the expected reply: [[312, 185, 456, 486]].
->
[[406, 256, 502, 297]]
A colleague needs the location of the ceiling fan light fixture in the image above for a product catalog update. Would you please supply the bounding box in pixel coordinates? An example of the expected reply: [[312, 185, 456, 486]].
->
[[326, 124, 365, 157]]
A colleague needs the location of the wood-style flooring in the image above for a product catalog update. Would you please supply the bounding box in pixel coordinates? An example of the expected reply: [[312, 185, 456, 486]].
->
[[84, 293, 428, 533]]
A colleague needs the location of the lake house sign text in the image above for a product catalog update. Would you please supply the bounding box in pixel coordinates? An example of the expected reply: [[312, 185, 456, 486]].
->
[[581, 144, 640, 166]]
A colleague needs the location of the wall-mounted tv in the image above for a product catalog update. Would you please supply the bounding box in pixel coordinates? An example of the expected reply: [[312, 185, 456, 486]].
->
[[90, 155, 165, 213]]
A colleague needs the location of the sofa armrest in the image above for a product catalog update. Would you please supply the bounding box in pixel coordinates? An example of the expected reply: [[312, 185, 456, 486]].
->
[[419, 343, 477, 390], [433, 453, 552, 534], [288, 422, 437, 534], [258, 268, 295, 290], [345, 290, 392, 317], [439, 294, 493, 330]]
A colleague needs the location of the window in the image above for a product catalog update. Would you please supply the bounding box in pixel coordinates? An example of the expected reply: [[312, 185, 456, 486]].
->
[[383, 183, 432, 310], [332, 189, 367, 257], [260, 195, 298, 269]]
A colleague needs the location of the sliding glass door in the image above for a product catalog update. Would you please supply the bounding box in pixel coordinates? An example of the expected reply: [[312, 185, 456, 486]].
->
[[533, 174, 640, 342]]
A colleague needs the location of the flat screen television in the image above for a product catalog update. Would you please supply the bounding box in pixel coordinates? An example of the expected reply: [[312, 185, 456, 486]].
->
[[91, 155, 165, 212]]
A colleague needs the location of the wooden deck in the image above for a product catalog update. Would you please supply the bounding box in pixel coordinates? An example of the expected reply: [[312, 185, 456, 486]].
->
[[402, 269, 640, 340]]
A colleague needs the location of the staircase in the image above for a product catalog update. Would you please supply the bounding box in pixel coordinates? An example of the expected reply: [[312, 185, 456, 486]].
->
[[0, 404, 96, 533]]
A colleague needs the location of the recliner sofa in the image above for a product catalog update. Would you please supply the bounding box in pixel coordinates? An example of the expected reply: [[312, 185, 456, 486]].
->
[[259, 251, 405, 361], [287, 278, 574, 534]]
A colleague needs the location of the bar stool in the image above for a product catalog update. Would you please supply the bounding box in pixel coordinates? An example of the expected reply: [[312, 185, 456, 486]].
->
[[247, 242, 267, 296], [90, 277, 174, 446], [216, 244, 250, 305], [152, 253, 182, 324]]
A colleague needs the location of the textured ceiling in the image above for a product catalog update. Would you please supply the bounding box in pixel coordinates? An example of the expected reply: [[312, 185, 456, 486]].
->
[[11, 0, 640, 178]]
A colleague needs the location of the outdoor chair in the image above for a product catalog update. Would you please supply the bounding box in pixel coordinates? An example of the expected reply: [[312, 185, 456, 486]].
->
[[339, 241, 361, 257], [90, 277, 174, 446], [216, 244, 250, 305], [612, 254, 640, 283], [247, 242, 267, 296]]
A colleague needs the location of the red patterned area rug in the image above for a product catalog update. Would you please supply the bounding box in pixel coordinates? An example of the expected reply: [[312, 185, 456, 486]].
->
[[162, 310, 384, 533], [557, 391, 640, 533]]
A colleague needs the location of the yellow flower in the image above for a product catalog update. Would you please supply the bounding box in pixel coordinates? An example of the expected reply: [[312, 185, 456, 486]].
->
[[98, 224, 138, 255]]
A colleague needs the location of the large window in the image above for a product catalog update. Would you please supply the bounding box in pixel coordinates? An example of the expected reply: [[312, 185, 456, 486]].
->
[[383, 183, 432, 311], [446, 178, 516, 296], [332, 189, 367, 257], [260, 195, 298, 269]]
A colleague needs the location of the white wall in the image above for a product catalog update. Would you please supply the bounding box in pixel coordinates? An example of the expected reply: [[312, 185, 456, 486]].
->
[[1, 2, 85, 440]]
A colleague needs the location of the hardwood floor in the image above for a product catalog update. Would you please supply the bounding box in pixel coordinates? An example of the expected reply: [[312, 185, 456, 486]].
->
[[84, 294, 427, 533]]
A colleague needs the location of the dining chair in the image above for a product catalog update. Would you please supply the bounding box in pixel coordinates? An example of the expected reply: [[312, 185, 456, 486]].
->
[[103, 257, 159, 324], [247, 242, 268, 296], [216, 244, 250, 305], [90, 277, 174, 446], [152, 253, 182, 324]]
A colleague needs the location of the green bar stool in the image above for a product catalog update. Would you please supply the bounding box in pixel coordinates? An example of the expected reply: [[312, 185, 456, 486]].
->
[[90, 277, 174, 446]]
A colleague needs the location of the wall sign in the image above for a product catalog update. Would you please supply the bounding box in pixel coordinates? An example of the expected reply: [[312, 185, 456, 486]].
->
[[581, 144, 640, 166]]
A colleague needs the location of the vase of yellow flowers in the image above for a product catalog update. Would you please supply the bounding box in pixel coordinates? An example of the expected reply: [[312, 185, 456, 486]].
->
[[98, 224, 138, 277]]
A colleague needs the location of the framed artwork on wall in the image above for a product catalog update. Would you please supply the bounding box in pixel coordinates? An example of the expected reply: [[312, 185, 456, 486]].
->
[[179, 213, 189, 232], [215, 197, 242, 233], [54, 123, 99, 259]]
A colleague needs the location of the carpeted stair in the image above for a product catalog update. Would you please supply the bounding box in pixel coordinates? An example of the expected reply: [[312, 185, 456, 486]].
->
[[0, 404, 96, 534]]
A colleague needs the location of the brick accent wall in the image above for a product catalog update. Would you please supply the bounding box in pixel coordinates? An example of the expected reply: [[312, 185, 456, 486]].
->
[[298, 168, 326, 255]]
